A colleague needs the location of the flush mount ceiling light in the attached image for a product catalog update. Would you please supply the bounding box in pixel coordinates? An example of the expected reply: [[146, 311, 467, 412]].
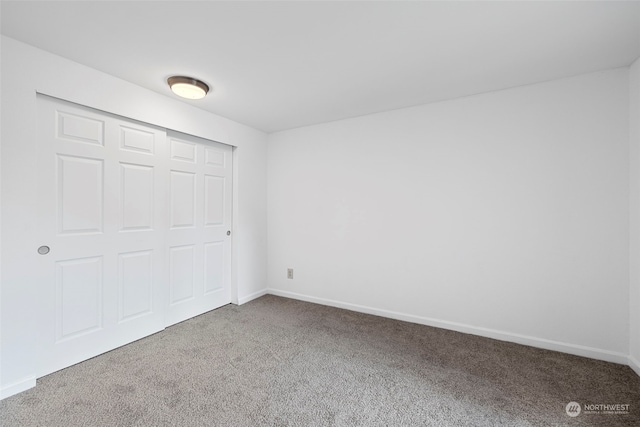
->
[[167, 76, 209, 100]]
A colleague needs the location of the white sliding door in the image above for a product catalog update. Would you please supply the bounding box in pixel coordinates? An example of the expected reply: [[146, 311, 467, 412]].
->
[[166, 131, 233, 326], [36, 95, 169, 376]]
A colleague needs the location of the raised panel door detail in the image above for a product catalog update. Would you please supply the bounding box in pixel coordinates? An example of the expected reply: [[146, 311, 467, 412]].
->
[[204, 175, 225, 226], [119, 250, 153, 322], [204, 242, 224, 294], [56, 256, 103, 342], [169, 245, 195, 305], [170, 170, 196, 228], [38, 95, 169, 378], [56, 111, 104, 146], [170, 138, 197, 163], [120, 126, 155, 154], [57, 155, 104, 234], [205, 148, 225, 167], [121, 163, 154, 231]]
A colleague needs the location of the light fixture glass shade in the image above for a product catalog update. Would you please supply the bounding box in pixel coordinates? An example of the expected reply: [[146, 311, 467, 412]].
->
[[168, 76, 209, 100]]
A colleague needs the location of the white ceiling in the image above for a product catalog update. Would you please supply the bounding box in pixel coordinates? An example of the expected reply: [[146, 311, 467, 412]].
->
[[2, 1, 640, 133]]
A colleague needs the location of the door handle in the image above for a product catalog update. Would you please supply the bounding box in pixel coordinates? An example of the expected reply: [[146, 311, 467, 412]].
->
[[38, 245, 50, 255]]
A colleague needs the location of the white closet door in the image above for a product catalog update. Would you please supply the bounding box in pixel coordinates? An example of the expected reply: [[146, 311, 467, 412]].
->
[[36, 96, 168, 376], [166, 131, 232, 326]]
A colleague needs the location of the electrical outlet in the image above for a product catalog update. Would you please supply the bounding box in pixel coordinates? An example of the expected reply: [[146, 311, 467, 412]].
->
[[287, 268, 294, 279]]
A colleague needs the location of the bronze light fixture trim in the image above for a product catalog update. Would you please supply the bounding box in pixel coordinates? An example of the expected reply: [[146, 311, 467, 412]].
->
[[167, 76, 210, 100]]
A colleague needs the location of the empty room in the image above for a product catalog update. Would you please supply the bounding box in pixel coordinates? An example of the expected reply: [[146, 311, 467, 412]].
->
[[1, 1, 640, 425]]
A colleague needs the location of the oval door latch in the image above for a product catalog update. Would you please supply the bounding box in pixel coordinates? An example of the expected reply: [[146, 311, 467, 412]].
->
[[227, 230, 231, 236], [38, 245, 50, 255]]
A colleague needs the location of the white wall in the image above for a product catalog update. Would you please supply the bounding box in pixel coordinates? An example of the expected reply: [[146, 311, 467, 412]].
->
[[268, 68, 630, 364], [0, 36, 268, 398], [630, 56, 640, 376]]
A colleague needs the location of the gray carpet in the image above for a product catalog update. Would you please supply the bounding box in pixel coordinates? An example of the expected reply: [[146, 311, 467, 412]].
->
[[1, 295, 639, 426]]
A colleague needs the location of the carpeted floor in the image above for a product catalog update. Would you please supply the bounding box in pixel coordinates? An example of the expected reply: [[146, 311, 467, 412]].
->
[[1, 295, 639, 426]]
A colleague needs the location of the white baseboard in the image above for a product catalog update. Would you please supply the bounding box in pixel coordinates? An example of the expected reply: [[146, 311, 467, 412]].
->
[[237, 288, 268, 305], [267, 288, 629, 366], [1, 376, 36, 400], [629, 355, 640, 377]]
